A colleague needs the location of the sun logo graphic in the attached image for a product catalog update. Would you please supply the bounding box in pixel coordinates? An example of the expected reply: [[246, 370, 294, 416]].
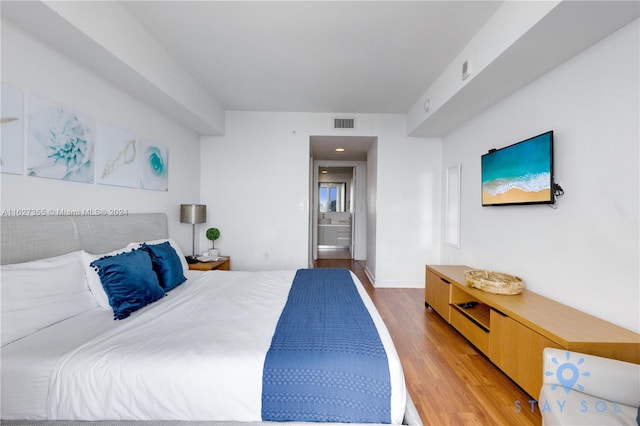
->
[[545, 351, 591, 394]]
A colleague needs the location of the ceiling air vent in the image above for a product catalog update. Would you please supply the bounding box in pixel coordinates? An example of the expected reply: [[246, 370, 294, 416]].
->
[[333, 117, 355, 129]]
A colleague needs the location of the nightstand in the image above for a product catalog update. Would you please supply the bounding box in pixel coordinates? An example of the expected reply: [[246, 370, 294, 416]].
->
[[188, 257, 230, 271]]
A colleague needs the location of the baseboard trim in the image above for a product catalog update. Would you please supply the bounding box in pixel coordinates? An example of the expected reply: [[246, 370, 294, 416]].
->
[[363, 267, 423, 288], [364, 265, 376, 286], [373, 280, 423, 288]]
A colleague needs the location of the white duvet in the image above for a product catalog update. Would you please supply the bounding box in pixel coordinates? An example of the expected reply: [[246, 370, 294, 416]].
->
[[40, 270, 405, 423]]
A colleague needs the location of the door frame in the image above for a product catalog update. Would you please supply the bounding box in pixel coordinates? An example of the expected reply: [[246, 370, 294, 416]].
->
[[311, 160, 366, 261]]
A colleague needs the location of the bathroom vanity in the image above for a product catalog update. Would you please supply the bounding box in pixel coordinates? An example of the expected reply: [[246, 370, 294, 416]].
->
[[318, 223, 351, 247]]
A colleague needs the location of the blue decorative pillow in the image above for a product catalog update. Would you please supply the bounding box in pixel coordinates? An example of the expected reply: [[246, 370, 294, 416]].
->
[[141, 241, 186, 292], [90, 249, 165, 320]]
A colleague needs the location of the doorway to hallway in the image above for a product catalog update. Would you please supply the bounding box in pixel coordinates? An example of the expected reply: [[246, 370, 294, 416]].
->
[[309, 135, 375, 266]]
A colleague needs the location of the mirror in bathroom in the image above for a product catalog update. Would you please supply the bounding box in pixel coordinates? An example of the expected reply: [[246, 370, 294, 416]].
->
[[319, 182, 346, 212]]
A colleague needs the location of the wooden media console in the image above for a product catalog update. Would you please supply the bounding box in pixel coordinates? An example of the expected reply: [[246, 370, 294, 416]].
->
[[425, 265, 640, 398]]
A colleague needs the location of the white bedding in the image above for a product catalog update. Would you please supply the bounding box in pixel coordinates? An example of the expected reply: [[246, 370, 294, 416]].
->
[[2, 270, 405, 423], [1, 269, 202, 420]]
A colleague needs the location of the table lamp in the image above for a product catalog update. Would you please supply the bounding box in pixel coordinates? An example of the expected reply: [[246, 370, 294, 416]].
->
[[180, 204, 206, 260]]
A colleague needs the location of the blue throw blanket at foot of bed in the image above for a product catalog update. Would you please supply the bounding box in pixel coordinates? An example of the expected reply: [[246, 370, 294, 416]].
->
[[262, 268, 391, 423]]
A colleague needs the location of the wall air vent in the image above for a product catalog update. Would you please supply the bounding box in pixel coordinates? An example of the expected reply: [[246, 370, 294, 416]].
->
[[333, 117, 356, 129]]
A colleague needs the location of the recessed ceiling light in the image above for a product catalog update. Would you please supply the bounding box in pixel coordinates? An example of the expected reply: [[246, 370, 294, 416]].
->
[[335, 148, 345, 152], [321, 170, 328, 173]]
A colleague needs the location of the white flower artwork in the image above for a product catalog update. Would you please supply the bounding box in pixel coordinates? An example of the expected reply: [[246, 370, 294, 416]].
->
[[27, 94, 95, 183]]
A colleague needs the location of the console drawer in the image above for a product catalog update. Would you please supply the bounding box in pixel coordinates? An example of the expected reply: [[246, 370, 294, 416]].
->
[[450, 306, 490, 353]]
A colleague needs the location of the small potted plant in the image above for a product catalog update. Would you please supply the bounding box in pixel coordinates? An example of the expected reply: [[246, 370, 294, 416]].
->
[[205, 227, 221, 258]]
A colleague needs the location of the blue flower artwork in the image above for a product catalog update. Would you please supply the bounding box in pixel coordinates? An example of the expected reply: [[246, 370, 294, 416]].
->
[[27, 94, 95, 183], [139, 140, 168, 191]]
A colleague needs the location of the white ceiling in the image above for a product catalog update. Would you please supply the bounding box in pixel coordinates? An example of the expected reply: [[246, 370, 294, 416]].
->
[[121, 1, 502, 161], [121, 1, 503, 114]]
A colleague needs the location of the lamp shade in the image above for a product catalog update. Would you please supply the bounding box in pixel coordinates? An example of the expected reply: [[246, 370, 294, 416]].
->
[[180, 204, 206, 224]]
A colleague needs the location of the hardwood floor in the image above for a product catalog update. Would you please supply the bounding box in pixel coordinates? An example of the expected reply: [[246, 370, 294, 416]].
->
[[314, 259, 542, 426], [317, 247, 352, 259]]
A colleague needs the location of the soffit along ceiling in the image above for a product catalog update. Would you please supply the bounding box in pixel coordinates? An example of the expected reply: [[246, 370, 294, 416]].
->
[[3, 1, 637, 140], [121, 1, 503, 114]]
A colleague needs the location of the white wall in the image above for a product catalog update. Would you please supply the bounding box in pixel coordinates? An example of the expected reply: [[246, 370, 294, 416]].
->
[[442, 19, 639, 332], [364, 132, 442, 287], [366, 141, 379, 283], [352, 162, 367, 261], [1, 21, 202, 254], [200, 111, 441, 287], [373, 133, 442, 287], [199, 112, 312, 270]]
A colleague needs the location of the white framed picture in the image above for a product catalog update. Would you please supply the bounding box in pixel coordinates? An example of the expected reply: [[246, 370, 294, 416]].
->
[[139, 139, 168, 191], [27, 94, 95, 183], [96, 122, 138, 188]]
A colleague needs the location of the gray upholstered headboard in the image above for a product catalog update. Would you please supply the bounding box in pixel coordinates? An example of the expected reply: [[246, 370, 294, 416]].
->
[[0, 213, 168, 265]]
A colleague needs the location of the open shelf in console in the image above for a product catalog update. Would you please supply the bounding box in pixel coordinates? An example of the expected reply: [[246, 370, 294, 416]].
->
[[450, 285, 490, 331]]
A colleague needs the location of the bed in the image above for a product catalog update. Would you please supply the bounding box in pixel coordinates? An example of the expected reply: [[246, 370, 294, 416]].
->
[[0, 213, 420, 425]]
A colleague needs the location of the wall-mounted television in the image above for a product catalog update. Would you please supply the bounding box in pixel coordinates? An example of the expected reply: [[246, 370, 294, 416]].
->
[[481, 131, 554, 206]]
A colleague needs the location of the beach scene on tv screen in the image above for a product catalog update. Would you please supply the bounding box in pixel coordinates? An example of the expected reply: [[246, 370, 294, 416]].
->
[[482, 133, 552, 205]]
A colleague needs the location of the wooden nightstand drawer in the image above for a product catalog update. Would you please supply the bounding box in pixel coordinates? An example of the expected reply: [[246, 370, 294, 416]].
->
[[188, 257, 230, 271]]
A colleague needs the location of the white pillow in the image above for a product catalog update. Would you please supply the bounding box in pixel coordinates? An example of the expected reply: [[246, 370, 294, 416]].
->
[[81, 246, 135, 309], [1, 251, 98, 347], [127, 238, 189, 276]]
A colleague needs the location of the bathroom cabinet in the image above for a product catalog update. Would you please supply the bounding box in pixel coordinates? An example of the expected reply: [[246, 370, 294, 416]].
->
[[318, 224, 351, 247]]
